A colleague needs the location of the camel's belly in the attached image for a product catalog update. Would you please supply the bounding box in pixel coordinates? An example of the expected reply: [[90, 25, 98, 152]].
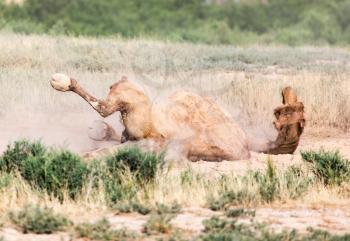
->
[[151, 91, 250, 160]]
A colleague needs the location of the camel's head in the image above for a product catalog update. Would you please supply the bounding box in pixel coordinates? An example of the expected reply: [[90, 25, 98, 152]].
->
[[50, 73, 72, 92]]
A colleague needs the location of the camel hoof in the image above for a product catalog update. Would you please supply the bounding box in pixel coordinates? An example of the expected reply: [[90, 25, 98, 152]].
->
[[88, 120, 109, 141], [50, 73, 72, 92]]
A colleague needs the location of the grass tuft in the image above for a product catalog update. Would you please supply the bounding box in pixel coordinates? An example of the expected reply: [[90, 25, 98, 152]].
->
[[142, 202, 182, 235], [256, 158, 279, 203], [143, 213, 174, 235], [9, 205, 71, 234], [75, 218, 136, 241], [113, 201, 152, 215]]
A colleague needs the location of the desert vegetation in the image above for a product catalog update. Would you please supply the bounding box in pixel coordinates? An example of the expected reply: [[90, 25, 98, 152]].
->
[[0, 1, 350, 236], [0, 140, 350, 240], [1, 0, 350, 45]]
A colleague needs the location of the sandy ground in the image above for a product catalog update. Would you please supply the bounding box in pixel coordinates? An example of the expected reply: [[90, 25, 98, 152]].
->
[[1, 115, 350, 240], [2, 206, 350, 240]]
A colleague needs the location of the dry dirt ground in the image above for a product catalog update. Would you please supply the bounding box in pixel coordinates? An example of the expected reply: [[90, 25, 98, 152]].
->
[[1, 206, 350, 240], [1, 115, 350, 240]]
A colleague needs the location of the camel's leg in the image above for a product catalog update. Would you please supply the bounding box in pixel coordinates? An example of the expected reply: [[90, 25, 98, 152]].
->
[[263, 87, 305, 155], [51, 74, 120, 117], [88, 120, 121, 142], [70, 79, 119, 117]]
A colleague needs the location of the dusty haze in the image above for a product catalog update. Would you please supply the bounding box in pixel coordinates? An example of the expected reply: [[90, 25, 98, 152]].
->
[[1, 33, 350, 154]]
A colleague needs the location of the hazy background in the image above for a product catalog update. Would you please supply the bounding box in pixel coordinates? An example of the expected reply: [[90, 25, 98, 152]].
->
[[0, 0, 350, 153], [0, 0, 350, 46]]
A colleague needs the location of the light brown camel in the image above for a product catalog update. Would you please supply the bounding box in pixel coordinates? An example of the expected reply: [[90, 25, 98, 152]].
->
[[50, 73, 305, 161]]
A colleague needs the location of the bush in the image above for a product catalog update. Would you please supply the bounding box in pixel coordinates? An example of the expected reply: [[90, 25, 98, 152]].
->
[[103, 146, 164, 204], [106, 146, 163, 184], [23, 150, 88, 199], [0, 140, 88, 199], [301, 149, 350, 185], [0, 140, 46, 173], [75, 218, 136, 241], [9, 205, 71, 234], [103, 176, 138, 204], [202, 216, 236, 234]]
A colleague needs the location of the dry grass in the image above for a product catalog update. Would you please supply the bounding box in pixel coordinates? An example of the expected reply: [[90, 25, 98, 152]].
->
[[0, 33, 350, 129], [0, 33, 350, 237], [0, 159, 349, 222]]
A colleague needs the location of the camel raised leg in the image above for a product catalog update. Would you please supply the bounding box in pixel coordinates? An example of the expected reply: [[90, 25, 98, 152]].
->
[[51, 73, 121, 118]]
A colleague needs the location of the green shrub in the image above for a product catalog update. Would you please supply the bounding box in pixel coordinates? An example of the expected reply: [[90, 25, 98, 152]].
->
[[106, 146, 163, 184], [47, 150, 88, 198], [23, 150, 88, 199], [301, 149, 350, 185], [0, 140, 88, 199], [103, 174, 138, 204], [202, 216, 236, 234], [75, 218, 136, 241], [9, 205, 71, 234], [103, 147, 164, 204], [0, 140, 46, 173]]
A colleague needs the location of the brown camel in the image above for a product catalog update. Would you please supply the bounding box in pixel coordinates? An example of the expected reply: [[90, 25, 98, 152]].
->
[[50, 73, 304, 161]]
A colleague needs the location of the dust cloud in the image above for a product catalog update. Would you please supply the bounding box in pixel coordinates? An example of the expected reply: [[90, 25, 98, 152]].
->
[[0, 73, 276, 159]]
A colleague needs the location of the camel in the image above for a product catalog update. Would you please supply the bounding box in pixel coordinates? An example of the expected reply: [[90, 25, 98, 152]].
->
[[50, 73, 305, 161]]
